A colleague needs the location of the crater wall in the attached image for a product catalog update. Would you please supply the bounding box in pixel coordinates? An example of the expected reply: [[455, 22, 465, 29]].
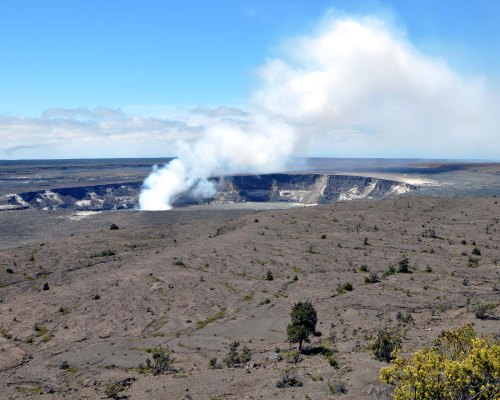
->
[[7, 173, 417, 211]]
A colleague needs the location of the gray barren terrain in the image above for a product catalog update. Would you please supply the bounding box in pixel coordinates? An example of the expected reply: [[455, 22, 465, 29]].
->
[[0, 194, 499, 399]]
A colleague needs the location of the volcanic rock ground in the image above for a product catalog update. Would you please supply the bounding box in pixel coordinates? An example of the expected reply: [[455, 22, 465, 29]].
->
[[0, 196, 499, 399]]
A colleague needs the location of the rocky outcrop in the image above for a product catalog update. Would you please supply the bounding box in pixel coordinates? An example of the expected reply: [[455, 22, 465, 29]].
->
[[7, 173, 417, 211], [8, 183, 142, 211]]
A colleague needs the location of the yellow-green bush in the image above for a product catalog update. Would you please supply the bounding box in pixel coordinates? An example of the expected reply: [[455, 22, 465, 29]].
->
[[380, 324, 499, 399]]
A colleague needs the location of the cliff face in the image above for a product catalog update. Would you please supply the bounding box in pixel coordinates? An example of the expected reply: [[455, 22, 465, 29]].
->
[[8, 173, 416, 211], [209, 174, 414, 204]]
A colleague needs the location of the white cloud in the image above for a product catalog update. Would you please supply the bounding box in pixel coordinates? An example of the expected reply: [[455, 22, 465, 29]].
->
[[192, 105, 248, 118], [252, 16, 500, 158], [41, 107, 125, 120], [0, 110, 200, 159], [0, 106, 255, 159]]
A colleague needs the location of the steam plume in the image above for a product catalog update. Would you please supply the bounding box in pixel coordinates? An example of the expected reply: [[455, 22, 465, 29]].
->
[[138, 118, 295, 210]]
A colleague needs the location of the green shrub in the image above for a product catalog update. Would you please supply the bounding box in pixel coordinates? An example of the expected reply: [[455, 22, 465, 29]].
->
[[327, 329, 337, 343], [240, 346, 252, 363], [311, 373, 323, 381], [58, 306, 70, 315], [397, 256, 410, 273], [474, 303, 496, 320], [266, 270, 273, 280], [173, 259, 186, 267], [260, 298, 271, 306], [383, 264, 396, 278], [33, 323, 47, 335], [365, 273, 379, 284], [276, 369, 302, 388], [223, 341, 251, 367], [327, 355, 338, 368], [471, 247, 481, 256], [360, 264, 369, 272], [1, 329, 12, 339], [371, 328, 401, 362], [59, 361, 69, 370], [139, 347, 175, 375], [5, 267, 13, 274], [396, 310, 414, 324], [208, 357, 221, 369], [97, 250, 116, 257], [380, 324, 499, 400], [284, 349, 302, 364], [327, 380, 348, 394], [422, 228, 437, 238], [242, 294, 253, 301], [468, 256, 479, 268], [102, 381, 125, 399], [42, 333, 52, 342], [336, 282, 353, 294]]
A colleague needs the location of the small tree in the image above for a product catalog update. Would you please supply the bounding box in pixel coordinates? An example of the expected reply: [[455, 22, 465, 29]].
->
[[287, 301, 318, 351]]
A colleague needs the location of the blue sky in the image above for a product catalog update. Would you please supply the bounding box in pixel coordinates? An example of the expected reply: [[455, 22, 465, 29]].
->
[[2, 0, 499, 116], [1, 0, 500, 159]]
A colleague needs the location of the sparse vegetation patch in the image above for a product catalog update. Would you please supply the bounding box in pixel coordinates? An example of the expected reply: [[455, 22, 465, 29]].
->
[[196, 307, 226, 330]]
